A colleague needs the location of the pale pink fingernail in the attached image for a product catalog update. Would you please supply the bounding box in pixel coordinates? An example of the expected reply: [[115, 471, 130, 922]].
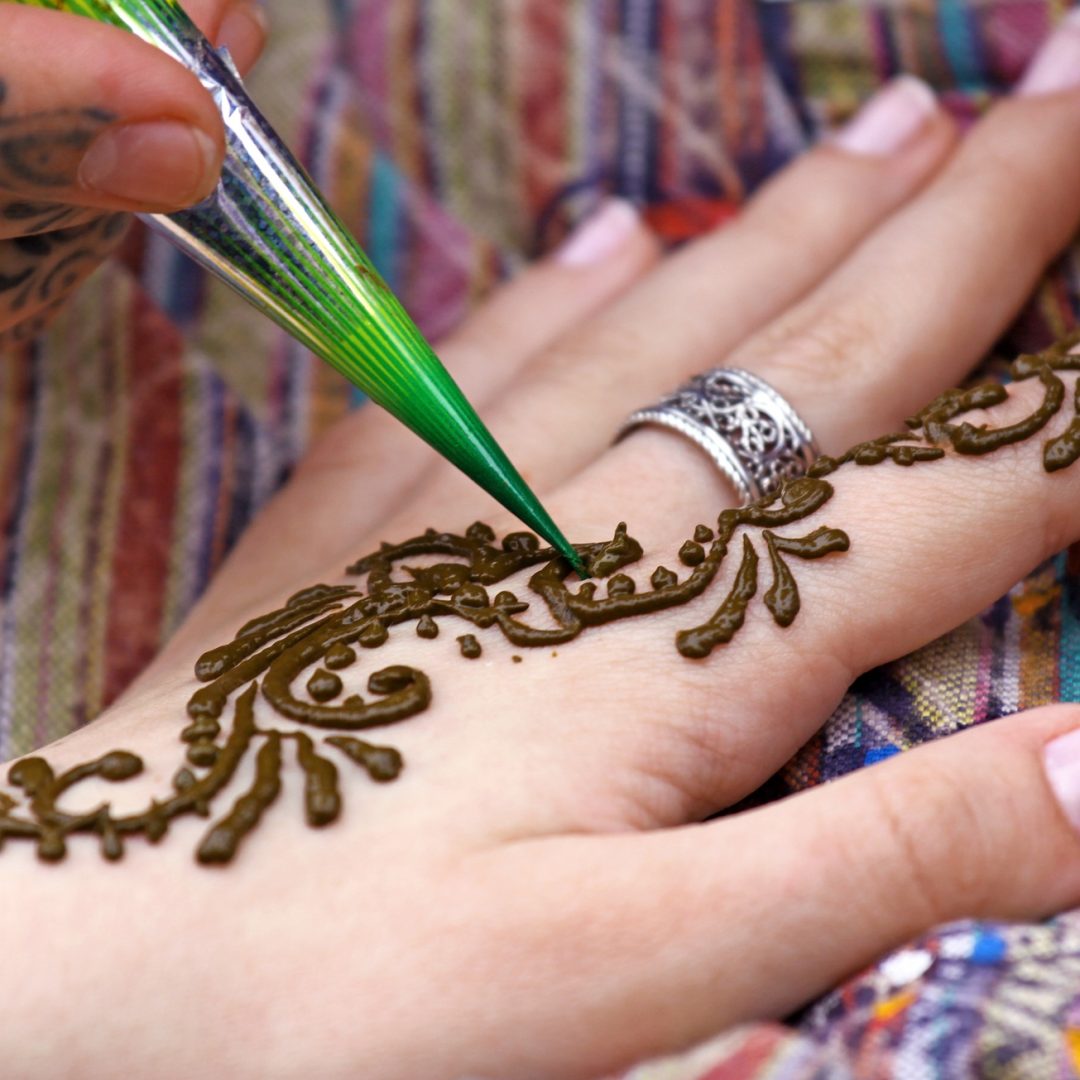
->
[[555, 199, 640, 266], [79, 122, 219, 207], [833, 76, 938, 157], [1044, 727, 1080, 832], [1018, 10, 1080, 97]]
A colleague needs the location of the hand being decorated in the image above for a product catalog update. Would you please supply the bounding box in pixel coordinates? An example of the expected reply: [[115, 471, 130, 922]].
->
[[7, 14, 1080, 1080]]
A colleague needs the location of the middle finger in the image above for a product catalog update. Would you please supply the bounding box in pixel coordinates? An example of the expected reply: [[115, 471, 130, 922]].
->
[[413, 22, 1080, 532], [360, 76, 956, 536]]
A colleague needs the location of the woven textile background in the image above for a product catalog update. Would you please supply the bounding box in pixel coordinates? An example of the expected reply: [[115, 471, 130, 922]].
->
[[3, 1, 1080, 1076]]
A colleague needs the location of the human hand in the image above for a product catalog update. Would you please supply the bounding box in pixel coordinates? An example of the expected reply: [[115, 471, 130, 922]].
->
[[0, 0, 266, 346], [9, 21, 1080, 1080]]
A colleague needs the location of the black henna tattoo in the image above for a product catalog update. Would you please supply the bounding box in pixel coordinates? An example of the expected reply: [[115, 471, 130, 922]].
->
[[3, 202, 89, 236], [0, 83, 124, 343], [0, 213, 127, 342], [4, 334, 1080, 864], [0, 78, 114, 191]]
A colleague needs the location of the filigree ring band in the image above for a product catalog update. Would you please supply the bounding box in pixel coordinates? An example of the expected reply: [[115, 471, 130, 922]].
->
[[617, 368, 821, 503]]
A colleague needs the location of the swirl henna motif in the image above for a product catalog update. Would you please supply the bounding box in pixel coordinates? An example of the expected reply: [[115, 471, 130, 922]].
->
[[0, 79, 127, 343], [5, 335, 1080, 863]]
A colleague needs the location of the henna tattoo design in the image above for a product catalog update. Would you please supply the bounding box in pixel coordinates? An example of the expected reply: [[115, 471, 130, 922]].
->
[[4, 336, 1080, 864], [0, 80, 115, 191], [3, 202, 91, 236], [0, 214, 126, 308], [0, 80, 126, 342]]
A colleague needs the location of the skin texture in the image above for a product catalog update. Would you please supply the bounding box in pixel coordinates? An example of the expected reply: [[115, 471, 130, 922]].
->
[[2, 334, 1078, 865], [9, 21, 1080, 1080]]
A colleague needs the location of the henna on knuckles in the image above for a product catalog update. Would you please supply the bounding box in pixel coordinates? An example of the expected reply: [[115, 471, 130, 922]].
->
[[4, 331, 1080, 864]]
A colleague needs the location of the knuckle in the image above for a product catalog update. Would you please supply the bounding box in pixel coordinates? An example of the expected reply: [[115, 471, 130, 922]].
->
[[861, 758, 993, 927], [542, 320, 648, 383], [941, 142, 1065, 261], [739, 303, 887, 388]]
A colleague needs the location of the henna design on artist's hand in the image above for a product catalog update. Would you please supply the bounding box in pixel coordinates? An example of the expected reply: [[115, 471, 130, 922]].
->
[[5, 335, 1080, 864], [0, 79, 115, 192], [0, 214, 127, 306], [0, 78, 126, 343]]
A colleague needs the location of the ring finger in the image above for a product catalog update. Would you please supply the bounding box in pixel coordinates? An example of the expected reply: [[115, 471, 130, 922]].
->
[[396, 17, 1080, 536], [347, 74, 956, 542]]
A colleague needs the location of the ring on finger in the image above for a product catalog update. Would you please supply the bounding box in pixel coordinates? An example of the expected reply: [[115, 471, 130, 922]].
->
[[617, 368, 820, 503]]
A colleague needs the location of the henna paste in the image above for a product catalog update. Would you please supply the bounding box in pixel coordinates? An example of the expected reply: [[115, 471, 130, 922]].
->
[[6, 335, 1080, 863], [457, 634, 482, 659]]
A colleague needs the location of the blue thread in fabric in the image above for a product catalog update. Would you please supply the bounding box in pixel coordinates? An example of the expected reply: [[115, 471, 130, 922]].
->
[[865, 746, 900, 765]]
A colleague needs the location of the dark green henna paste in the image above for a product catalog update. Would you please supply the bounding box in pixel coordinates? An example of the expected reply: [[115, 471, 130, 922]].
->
[[7, 335, 1080, 863], [457, 635, 482, 659], [296, 734, 341, 827], [325, 737, 403, 782]]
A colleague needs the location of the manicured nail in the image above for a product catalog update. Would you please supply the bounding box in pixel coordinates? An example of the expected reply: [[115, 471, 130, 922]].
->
[[78, 122, 220, 208], [1043, 727, 1080, 831], [555, 199, 640, 266], [218, 1, 269, 72], [833, 76, 938, 156], [1018, 11, 1080, 97]]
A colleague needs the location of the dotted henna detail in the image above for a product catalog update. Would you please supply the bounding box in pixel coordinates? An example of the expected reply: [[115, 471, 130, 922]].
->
[[4, 335, 1080, 864]]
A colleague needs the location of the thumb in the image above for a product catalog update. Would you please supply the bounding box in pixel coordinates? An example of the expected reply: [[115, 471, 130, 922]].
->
[[694, 704, 1080, 1024], [483, 706, 1080, 1074]]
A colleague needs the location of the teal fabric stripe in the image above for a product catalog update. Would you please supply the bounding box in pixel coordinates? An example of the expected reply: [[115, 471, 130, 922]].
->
[[1059, 551, 1080, 701], [937, 0, 984, 92]]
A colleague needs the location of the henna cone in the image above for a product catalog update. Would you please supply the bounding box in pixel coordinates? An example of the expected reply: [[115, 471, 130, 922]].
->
[[12, 0, 586, 575]]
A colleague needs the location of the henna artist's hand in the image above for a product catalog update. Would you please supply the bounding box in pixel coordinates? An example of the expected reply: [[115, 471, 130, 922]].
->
[[0, 0, 266, 345], [14, 17, 1080, 1080]]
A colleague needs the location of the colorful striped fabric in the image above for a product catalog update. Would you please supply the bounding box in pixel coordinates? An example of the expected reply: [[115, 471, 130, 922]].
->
[[3, 0, 1080, 1075]]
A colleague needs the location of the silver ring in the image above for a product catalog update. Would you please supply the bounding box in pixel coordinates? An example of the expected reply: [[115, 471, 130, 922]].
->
[[617, 368, 820, 503]]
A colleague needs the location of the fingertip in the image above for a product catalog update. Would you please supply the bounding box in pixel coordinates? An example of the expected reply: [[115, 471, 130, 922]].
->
[[216, 2, 269, 75], [553, 199, 654, 268], [1036, 706, 1080, 836], [76, 119, 224, 211], [821, 76, 959, 195], [832, 76, 941, 158], [435, 198, 659, 384]]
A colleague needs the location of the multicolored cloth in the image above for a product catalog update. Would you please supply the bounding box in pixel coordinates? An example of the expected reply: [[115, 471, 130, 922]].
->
[[3, 0, 1080, 1075]]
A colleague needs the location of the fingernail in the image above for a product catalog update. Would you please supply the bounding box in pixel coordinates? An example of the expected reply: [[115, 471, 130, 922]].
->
[[1044, 727, 1080, 831], [218, 2, 269, 72], [78, 122, 220, 208], [833, 76, 938, 157], [555, 199, 640, 266], [1018, 11, 1080, 97]]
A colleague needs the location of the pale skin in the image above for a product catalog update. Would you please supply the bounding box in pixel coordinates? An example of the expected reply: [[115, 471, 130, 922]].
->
[[7, 15, 1080, 1080]]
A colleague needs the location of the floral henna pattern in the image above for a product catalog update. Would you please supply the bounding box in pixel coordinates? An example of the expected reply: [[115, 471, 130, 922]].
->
[[4, 335, 1080, 864]]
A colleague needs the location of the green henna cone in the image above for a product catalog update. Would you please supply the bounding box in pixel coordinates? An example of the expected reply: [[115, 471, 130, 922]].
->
[[14, 0, 586, 577]]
